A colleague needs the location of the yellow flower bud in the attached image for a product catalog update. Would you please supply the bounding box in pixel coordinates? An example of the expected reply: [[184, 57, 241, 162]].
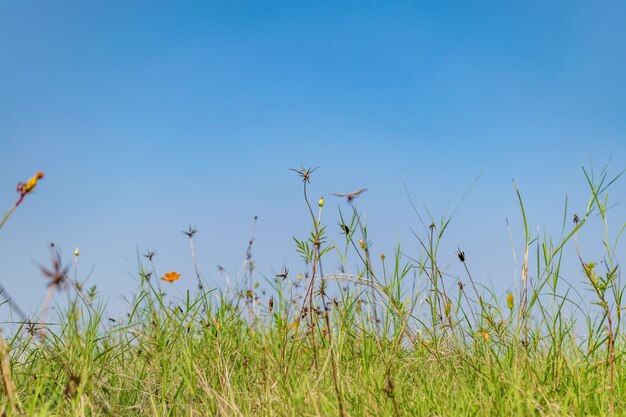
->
[[507, 292, 514, 310], [318, 196, 324, 207], [23, 171, 44, 194], [74, 247, 80, 257], [359, 239, 365, 249], [380, 253, 385, 260]]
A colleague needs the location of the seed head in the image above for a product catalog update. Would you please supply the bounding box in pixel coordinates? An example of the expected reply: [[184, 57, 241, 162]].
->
[[331, 188, 367, 202], [39, 248, 69, 288], [182, 225, 198, 238], [289, 166, 319, 183]]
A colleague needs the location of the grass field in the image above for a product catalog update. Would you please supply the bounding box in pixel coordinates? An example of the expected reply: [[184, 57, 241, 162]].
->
[[0, 166, 625, 416]]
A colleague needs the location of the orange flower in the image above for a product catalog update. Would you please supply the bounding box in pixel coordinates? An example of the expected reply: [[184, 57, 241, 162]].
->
[[161, 271, 181, 282]]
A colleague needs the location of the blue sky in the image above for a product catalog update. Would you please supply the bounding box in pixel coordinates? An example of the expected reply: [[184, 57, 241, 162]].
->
[[1, 1, 626, 318]]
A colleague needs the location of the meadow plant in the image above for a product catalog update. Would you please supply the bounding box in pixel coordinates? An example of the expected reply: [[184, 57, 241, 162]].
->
[[0, 165, 625, 416]]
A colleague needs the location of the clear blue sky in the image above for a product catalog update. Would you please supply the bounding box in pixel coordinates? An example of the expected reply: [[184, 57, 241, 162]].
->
[[1, 1, 625, 318]]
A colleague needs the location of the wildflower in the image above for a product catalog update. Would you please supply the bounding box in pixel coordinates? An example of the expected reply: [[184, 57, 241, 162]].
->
[[14, 171, 44, 207], [359, 239, 365, 249], [22, 171, 44, 194], [161, 271, 181, 282], [74, 247, 80, 257], [507, 292, 514, 309], [318, 196, 324, 207], [380, 253, 385, 261]]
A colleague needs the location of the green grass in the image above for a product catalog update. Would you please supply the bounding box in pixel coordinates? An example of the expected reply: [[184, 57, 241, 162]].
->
[[1, 165, 625, 416]]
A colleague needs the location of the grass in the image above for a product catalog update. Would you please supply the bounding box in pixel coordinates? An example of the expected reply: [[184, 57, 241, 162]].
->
[[0, 165, 625, 416]]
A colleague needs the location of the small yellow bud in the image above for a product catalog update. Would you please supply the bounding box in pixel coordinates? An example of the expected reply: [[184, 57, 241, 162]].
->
[[297, 273, 303, 280], [318, 196, 324, 207], [74, 247, 80, 257], [23, 171, 44, 194], [507, 292, 514, 310], [359, 239, 365, 249], [380, 253, 385, 260]]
